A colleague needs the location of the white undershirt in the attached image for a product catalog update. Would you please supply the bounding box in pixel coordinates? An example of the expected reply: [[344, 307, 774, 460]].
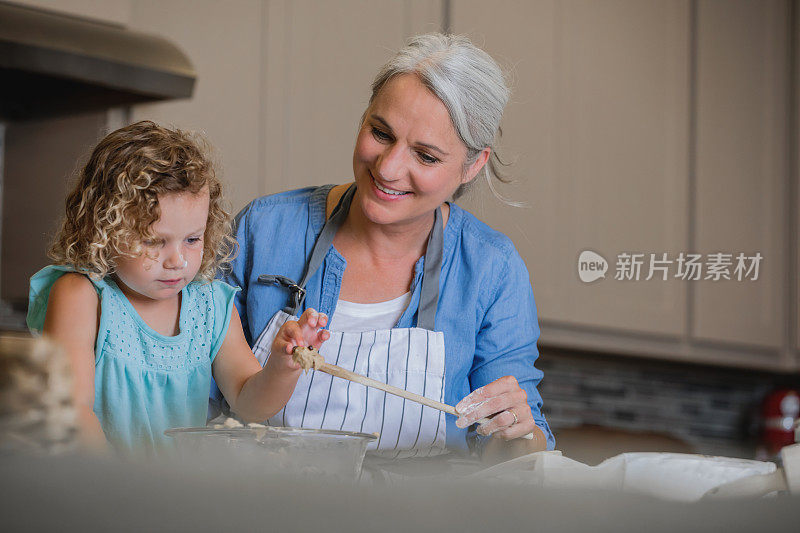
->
[[327, 292, 412, 333]]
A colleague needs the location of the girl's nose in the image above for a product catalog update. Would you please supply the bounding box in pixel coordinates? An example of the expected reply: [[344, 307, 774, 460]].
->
[[163, 246, 186, 270]]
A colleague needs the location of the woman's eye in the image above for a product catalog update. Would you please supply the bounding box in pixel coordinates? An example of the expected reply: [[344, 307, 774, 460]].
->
[[418, 152, 439, 164], [371, 127, 391, 141]]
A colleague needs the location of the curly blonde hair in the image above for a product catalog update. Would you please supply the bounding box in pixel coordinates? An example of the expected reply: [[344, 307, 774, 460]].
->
[[49, 121, 236, 281]]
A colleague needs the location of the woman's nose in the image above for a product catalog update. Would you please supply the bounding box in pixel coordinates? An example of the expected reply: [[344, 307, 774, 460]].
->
[[376, 144, 406, 182]]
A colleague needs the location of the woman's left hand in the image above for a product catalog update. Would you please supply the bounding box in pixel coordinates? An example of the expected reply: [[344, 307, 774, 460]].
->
[[455, 376, 535, 440]]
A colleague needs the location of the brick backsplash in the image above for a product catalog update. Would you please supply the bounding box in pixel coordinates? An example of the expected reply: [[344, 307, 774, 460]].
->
[[537, 348, 800, 458]]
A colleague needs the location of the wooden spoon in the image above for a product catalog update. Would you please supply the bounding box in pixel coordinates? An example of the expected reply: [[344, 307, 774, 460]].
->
[[292, 346, 458, 416]]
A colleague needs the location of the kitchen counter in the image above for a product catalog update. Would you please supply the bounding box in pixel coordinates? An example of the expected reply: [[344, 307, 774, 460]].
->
[[1, 453, 798, 532]]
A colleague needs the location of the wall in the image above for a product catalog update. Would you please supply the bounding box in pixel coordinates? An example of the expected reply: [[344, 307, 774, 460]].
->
[[127, 0, 264, 213]]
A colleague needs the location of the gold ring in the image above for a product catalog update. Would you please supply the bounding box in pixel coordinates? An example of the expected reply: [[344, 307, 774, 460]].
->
[[508, 408, 518, 426]]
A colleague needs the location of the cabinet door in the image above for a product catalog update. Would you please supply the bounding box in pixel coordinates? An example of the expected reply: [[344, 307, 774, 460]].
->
[[453, 0, 690, 338], [261, 0, 443, 195], [693, 0, 789, 352]]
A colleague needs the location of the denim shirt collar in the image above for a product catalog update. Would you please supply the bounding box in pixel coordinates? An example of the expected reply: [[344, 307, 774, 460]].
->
[[308, 184, 335, 233]]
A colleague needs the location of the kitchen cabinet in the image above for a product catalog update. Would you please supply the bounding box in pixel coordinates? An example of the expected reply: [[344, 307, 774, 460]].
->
[[452, 0, 797, 370], [453, 1, 691, 337], [692, 0, 790, 359]]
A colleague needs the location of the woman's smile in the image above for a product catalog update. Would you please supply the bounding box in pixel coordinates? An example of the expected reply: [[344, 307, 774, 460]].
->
[[370, 172, 411, 200]]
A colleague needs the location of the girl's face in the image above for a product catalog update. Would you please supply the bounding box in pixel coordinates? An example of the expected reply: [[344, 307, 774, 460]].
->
[[114, 187, 209, 302], [352, 74, 489, 229]]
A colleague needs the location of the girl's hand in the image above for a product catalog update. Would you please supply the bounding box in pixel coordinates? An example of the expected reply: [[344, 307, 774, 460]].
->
[[271, 308, 330, 370], [454, 376, 536, 440]]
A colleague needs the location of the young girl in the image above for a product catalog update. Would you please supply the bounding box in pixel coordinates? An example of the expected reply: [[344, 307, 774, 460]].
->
[[27, 121, 329, 455]]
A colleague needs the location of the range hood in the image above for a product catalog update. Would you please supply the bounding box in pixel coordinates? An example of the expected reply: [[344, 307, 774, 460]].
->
[[0, 3, 196, 119]]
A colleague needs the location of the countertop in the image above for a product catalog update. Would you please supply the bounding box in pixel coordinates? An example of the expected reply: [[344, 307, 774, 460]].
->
[[1, 453, 798, 532]]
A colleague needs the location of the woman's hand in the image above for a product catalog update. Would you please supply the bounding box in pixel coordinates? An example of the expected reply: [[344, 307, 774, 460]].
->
[[455, 375, 536, 440], [270, 308, 330, 371]]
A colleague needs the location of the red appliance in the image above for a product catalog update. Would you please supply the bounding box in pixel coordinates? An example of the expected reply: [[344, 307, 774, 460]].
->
[[760, 389, 800, 456]]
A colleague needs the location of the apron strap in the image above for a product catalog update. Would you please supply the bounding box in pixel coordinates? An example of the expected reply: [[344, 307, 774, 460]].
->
[[416, 206, 443, 331], [290, 184, 357, 313]]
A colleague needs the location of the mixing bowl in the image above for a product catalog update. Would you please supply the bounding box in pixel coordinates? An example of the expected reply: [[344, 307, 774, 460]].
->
[[165, 426, 376, 480]]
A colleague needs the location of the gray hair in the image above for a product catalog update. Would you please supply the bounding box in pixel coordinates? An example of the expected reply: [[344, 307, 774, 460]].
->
[[369, 33, 514, 202]]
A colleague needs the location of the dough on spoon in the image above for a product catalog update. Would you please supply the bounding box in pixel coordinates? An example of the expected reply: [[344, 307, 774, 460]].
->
[[292, 346, 325, 372]]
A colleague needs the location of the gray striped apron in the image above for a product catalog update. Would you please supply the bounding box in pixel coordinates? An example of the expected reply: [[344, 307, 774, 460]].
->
[[251, 185, 448, 458]]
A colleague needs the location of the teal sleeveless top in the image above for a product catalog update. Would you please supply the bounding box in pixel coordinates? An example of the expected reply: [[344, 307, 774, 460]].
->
[[27, 265, 239, 455]]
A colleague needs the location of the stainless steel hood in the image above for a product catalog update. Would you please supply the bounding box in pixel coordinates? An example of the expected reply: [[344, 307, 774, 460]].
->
[[0, 3, 196, 119]]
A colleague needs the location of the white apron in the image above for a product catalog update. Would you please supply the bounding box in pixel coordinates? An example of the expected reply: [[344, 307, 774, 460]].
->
[[250, 185, 448, 458]]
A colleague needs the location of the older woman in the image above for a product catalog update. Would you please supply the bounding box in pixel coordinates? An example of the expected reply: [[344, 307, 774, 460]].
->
[[221, 33, 554, 460]]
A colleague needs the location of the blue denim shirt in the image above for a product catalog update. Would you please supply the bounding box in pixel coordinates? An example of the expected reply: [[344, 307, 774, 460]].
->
[[224, 185, 555, 451]]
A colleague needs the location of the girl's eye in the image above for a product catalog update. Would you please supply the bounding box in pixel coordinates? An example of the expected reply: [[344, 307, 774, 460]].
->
[[142, 239, 162, 247], [187, 237, 203, 245], [418, 152, 440, 165], [371, 127, 392, 142]]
